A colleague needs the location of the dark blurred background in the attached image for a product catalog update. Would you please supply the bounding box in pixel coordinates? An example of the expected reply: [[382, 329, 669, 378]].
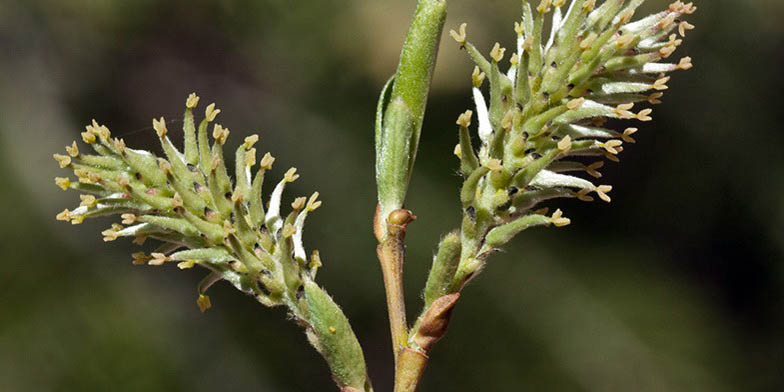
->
[[1, 0, 782, 391]]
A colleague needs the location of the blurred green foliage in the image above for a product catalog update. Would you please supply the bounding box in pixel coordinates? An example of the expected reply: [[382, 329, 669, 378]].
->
[[0, 0, 781, 391]]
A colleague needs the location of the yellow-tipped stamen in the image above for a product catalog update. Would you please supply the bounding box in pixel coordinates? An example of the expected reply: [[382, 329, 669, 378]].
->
[[291, 197, 307, 211], [307, 192, 322, 211], [599, 139, 623, 154], [132, 252, 150, 265], [586, 161, 604, 178], [490, 43, 506, 63], [212, 124, 230, 145], [284, 168, 300, 182], [205, 103, 221, 122], [197, 294, 212, 313], [244, 134, 259, 150], [595, 185, 613, 203], [622, 128, 638, 143], [186, 93, 200, 109], [149, 252, 169, 266], [260, 152, 275, 170], [53, 154, 72, 169], [80, 194, 97, 208], [566, 98, 585, 110], [152, 117, 167, 138], [449, 23, 467, 46], [457, 110, 473, 127], [557, 135, 572, 153], [121, 214, 136, 225], [550, 209, 571, 227], [55, 177, 71, 191]]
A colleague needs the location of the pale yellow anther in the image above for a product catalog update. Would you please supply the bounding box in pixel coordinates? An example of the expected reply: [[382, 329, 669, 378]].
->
[[55, 177, 71, 191], [618, 9, 634, 24], [522, 37, 533, 52], [284, 167, 300, 182], [510, 53, 519, 66], [186, 93, 200, 109], [615, 34, 634, 49], [609, 147, 624, 161], [557, 135, 572, 153], [678, 56, 693, 70], [453, 144, 463, 158], [158, 159, 172, 174], [595, 185, 613, 203], [566, 97, 585, 110], [197, 294, 212, 313], [580, 32, 598, 50], [210, 156, 221, 171], [259, 152, 275, 170], [244, 134, 259, 149], [582, 0, 596, 12], [549, 209, 571, 227], [669, 1, 684, 12], [486, 159, 503, 171], [132, 252, 150, 265], [56, 208, 71, 221], [149, 252, 169, 266], [121, 213, 136, 225], [307, 191, 322, 211], [245, 148, 256, 167], [576, 188, 594, 202], [586, 161, 604, 178], [53, 154, 72, 168], [80, 194, 97, 208], [659, 14, 677, 29], [501, 110, 515, 129], [514, 22, 524, 36], [457, 110, 473, 127], [113, 138, 126, 152], [659, 44, 677, 58], [553, 0, 565, 7], [212, 124, 230, 145], [152, 117, 168, 138], [637, 108, 653, 121], [102, 228, 118, 242], [132, 236, 148, 245], [537, 0, 552, 14], [231, 191, 242, 203], [648, 92, 664, 105], [65, 142, 79, 157], [599, 139, 623, 154], [205, 103, 221, 122], [223, 220, 236, 237], [282, 223, 296, 238], [490, 43, 506, 63], [449, 23, 467, 46], [92, 121, 111, 140], [81, 131, 97, 144], [682, 3, 697, 14], [622, 128, 638, 143], [652, 76, 670, 91], [291, 197, 307, 211], [70, 215, 85, 225], [172, 192, 183, 208], [471, 66, 486, 88], [177, 260, 196, 270], [309, 250, 323, 271], [614, 103, 635, 119], [678, 21, 694, 37]]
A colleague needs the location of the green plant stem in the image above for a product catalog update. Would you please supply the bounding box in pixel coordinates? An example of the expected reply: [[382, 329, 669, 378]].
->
[[374, 0, 447, 389], [374, 207, 414, 363]]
